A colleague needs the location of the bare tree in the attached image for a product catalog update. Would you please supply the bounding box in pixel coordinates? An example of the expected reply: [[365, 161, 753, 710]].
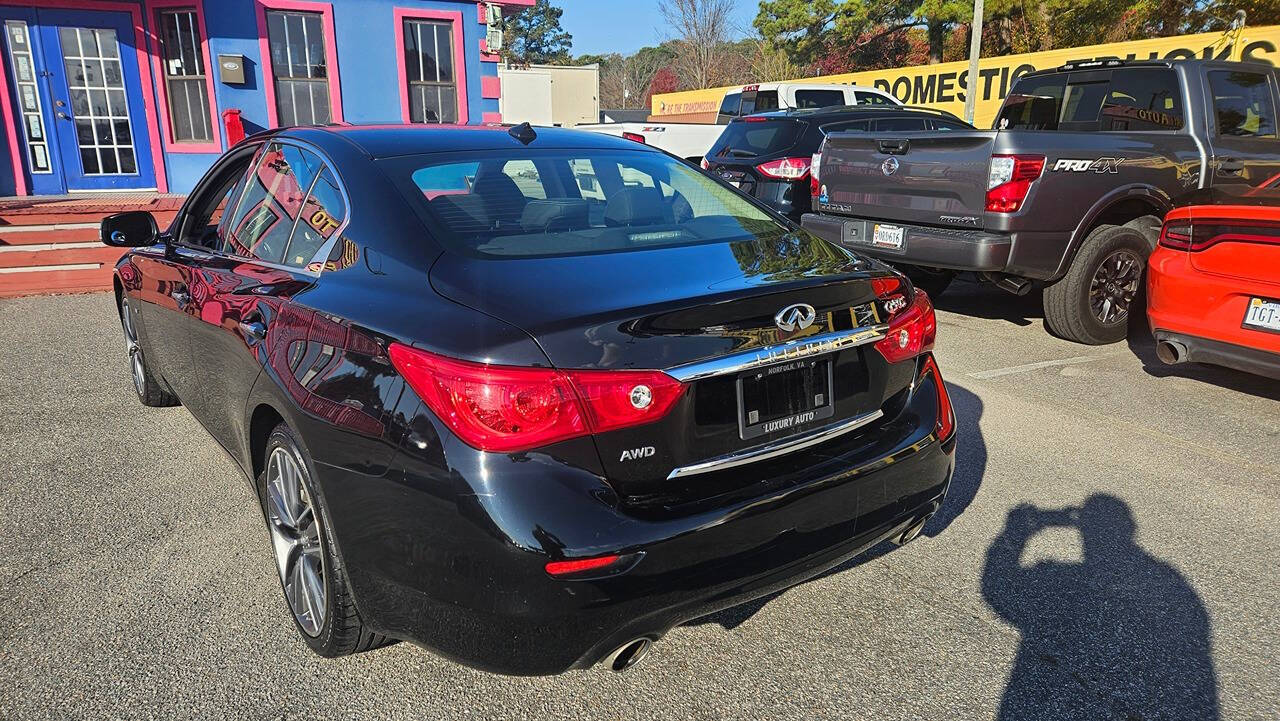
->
[[659, 0, 735, 89]]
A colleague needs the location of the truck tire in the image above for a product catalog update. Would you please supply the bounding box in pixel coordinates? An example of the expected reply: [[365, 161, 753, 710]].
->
[[1043, 224, 1150, 345], [901, 265, 955, 300], [1123, 215, 1162, 250]]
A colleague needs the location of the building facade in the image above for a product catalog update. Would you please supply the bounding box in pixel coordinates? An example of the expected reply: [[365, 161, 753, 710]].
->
[[0, 0, 525, 196]]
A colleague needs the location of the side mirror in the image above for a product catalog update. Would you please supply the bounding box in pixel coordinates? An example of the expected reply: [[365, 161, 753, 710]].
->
[[101, 211, 159, 247]]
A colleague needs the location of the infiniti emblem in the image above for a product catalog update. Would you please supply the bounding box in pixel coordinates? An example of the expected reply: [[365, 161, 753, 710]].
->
[[881, 157, 900, 176], [774, 303, 817, 332]]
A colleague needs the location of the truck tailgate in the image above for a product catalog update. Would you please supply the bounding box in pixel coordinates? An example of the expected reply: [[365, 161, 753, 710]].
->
[[819, 130, 997, 228]]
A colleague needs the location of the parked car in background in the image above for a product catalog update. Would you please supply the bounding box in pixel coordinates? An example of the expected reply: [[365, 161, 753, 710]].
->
[[703, 106, 973, 222], [802, 59, 1280, 345], [101, 123, 956, 676], [577, 82, 903, 162], [1148, 185, 1280, 379]]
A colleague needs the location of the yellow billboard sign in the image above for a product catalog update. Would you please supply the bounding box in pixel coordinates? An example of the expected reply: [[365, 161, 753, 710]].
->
[[651, 26, 1280, 128]]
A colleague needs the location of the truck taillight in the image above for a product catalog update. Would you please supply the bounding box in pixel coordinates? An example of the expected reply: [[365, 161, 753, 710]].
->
[[986, 154, 1044, 213], [756, 157, 811, 180], [388, 344, 685, 453], [810, 153, 822, 197], [622, 132, 645, 144], [700, 158, 710, 170]]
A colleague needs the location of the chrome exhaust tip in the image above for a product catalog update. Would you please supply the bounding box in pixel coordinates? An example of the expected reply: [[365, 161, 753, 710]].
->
[[605, 637, 653, 672], [893, 514, 932, 546], [1155, 339, 1188, 365]]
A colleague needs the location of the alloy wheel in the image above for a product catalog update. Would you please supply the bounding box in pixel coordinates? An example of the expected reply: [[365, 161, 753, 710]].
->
[[1088, 249, 1142, 325], [121, 301, 145, 396], [265, 447, 327, 637]]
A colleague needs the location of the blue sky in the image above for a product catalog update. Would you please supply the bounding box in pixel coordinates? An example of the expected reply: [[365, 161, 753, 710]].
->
[[555, 0, 760, 57]]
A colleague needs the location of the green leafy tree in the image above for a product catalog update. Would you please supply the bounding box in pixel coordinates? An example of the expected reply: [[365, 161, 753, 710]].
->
[[755, 0, 971, 66], [502, 0, 573, 65]]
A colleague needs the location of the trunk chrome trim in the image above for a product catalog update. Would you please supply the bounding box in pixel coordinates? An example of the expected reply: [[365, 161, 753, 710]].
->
[[665, 325, 889, 383], [665, 409, 885, 480]]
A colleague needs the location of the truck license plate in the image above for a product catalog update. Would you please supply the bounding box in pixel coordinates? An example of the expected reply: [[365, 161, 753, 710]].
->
[[1243, 297, 1280, 332], [872, 223, 905, 250]]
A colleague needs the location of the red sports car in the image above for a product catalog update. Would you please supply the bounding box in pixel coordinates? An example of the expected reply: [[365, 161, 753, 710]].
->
[[1148, 187, 1280, 380]]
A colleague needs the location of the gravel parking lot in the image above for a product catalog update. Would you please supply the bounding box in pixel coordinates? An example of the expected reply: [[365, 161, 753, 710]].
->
[[1, 282, 1276, 721]]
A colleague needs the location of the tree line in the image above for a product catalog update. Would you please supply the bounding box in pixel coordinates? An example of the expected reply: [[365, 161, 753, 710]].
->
[[501, 0, 1280, 109]]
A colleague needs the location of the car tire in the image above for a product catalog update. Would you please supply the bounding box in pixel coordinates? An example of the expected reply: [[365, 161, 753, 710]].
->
[[258, 423, 395, 657], [901, 265, 956, 300], [1043, 224, 1150, 345], [120, 296, 179, 407]]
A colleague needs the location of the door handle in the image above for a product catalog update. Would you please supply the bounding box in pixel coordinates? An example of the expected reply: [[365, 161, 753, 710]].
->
[[1218, 158, 1245, 175], [238, 320, 267, 342]]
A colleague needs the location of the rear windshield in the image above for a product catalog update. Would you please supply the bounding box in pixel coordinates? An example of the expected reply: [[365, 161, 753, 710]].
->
[[389, 149, 786, 258], [996, 67, 1184, 131], [708, 119, 806, 159]]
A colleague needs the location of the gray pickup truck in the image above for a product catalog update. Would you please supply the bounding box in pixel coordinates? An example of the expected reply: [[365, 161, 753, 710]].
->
[[801, 59, 1280, 344]]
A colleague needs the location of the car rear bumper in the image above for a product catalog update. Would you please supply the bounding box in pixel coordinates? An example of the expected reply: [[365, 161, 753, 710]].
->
[[801, 213, 1012, 272], [313, 364, 955, 675], [1148, 247, 1280, 380]]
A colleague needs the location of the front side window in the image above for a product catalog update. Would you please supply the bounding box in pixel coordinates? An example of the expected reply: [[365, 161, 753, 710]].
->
[[1209, 70, 1276, 138], [157, 9, 213, 143], [224, 142, 323, 264], [794, 89, 844, 108], [402, 19, 457, 123], [392, 149, 783, 258], [265, 10, 330, 126]]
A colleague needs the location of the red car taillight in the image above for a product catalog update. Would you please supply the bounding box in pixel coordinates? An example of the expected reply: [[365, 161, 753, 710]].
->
[[873, 278, 937, 364], [1158, 222, 1195, 250], [809, 152, 822, 198], [388, 344, 685, 452], [756, 156, 811, 180], [986, 154, 1044, 213], [919, 353, 955, 441]]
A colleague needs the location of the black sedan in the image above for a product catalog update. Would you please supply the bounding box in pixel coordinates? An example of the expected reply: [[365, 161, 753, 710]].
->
[[102, 123, 956, 675]]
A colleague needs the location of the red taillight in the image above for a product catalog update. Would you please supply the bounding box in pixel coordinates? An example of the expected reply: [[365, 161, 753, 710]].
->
[[985, 154, 1044, 213], [545, 554, 621, 576], [744, 116, 768, 122], [1158, 222, 1194, 250], [809, 152, 822, 197], [621, 131, 645, 144], [874, 288, 937, 364], [388, 344, 685, 453], [919, 354, 955, 441], [700, 157, 710, 170], [757, 156, 811, 180]]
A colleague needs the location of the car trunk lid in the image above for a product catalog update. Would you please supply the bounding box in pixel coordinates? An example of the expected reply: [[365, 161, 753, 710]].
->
[[429, 236, 906, 506]]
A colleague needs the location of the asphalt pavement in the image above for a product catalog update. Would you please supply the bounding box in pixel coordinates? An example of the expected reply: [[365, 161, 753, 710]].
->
[[1, 281, 1276, 720]]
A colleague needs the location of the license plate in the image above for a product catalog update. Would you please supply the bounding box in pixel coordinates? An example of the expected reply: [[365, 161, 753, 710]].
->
[[1243, 297, 1280, 332], [737, 359, 835, 440], [872, 223, 905, 250]]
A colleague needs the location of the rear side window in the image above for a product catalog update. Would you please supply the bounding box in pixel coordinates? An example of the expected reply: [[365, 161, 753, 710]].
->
[[718, 92, 741, 118], [1099, 68, 1183, 131], [875, 117, 927, 131], [794, 89, 845, 108], [822, 120, 870, 133], [997, 74, 1067, 130], [708, 120, 805, 158], [1209, 70, 1276, 138], [855, 92, 895, 106], [288, 166, 346, 269], [224, 142, 322, 263]]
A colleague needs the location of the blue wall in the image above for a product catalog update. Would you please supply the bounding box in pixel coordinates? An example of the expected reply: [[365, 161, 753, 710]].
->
[[2, 0, 497, 196]]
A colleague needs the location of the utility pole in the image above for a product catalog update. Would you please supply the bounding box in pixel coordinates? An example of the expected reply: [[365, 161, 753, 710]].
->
[[964, 0, 985, 124]]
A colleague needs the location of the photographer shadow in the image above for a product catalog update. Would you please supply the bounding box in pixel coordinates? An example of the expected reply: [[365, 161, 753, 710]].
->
[[982, 496, 1218, 720], [688, 382, 987, 631]]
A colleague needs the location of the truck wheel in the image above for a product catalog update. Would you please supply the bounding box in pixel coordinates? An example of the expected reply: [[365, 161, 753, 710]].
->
[[901, 265, 955, 300], [1123, 215, 1162, 250], [1043, 224, 1150, 345]]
